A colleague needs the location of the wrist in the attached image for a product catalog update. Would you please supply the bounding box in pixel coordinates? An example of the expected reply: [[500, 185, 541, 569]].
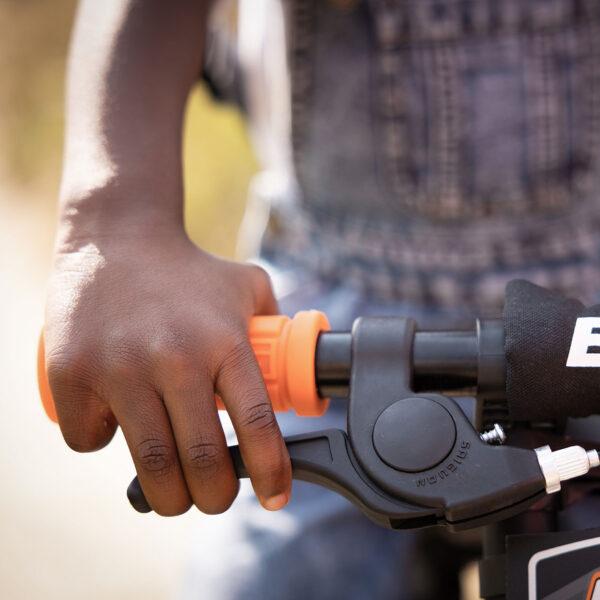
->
[[56, 181, 185, 252]]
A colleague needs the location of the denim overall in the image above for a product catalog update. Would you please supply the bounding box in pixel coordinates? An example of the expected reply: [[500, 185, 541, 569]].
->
[[182, 1, 600, 598]]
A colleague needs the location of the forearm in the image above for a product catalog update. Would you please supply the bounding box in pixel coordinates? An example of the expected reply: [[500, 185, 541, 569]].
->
[[59, 0, 212, 242]]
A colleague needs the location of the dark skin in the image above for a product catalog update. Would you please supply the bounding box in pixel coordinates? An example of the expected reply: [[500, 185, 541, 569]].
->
[[45, 0, 292, 516]]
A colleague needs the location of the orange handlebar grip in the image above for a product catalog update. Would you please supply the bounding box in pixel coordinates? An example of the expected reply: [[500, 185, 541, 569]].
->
[[37, 310, 331, 422], [249, 310, 331, 416], [37, 332, 58, 423]]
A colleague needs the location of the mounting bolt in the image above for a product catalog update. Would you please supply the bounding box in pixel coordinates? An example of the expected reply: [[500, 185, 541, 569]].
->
[[480, 423, 506, 445]]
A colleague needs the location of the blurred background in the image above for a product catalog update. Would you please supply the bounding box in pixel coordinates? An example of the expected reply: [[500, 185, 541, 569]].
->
[[1, 2, 257, 599], [0, 2, 478, 599]]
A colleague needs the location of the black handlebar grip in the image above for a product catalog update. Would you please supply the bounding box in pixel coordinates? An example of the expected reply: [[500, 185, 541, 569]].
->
[[127, 446, 248, 514], [504, 280, 600, 421]]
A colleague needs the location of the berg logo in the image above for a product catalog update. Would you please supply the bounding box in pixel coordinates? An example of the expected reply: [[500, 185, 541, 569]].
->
[[566, 318, 600, 367]]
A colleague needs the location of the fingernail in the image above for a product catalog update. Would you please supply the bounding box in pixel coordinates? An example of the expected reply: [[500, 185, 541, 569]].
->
[[262, 493, 289, 511]]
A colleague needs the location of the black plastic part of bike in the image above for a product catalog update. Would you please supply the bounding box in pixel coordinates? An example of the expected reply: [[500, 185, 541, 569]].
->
[[126, 478, 152, 513], [127, 316, 543, 531], [126, 430, 437, 528], [346, 317, 546, 529], [505, 279, 600, 421], [478, 556, 506, 600], [316, 319, 506, 402], [476, 318, 509, 426]]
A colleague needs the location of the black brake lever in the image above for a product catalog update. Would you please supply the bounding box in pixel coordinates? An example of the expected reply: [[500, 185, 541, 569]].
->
[[127, 429, 435, 528]]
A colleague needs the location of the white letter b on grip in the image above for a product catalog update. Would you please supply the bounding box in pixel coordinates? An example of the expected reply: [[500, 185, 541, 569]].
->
[[566, 317, 600, 367]]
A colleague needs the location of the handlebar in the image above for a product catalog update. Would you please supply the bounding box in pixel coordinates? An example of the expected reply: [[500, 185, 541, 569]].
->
[[317, 317, 505, 399], [37, 281, 600, 529], [38, 310, 331, 419], [38, 313, 506, 420]]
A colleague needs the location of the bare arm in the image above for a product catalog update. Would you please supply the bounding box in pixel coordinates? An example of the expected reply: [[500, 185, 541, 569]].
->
[[46, 0, 291, 517], [61, 0, 207, 228]]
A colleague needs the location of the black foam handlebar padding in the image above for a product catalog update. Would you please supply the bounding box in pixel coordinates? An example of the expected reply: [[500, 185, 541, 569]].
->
[[504, 280, 600, 421]]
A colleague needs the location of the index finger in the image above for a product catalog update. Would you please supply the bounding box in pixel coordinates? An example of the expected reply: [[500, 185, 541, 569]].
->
[[215, 336, 291, 511]]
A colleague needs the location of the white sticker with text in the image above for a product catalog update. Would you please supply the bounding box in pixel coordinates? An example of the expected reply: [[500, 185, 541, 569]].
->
[[566, 317, 600, 367]]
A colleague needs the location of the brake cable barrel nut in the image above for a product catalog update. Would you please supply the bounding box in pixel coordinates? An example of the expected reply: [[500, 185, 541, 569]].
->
[[535, 445, 600, 494]]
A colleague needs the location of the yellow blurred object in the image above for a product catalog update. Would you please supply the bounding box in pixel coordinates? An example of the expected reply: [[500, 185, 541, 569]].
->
[[183, 86, 258, 257], [1, 1, 257, 260]]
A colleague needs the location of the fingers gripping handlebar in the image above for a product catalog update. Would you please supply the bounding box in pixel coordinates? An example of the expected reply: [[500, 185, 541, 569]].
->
[[37, 310, 499, 422], [38, 310, 332, 420], [125, 317, 598, 528], [37, 282, 600, 531]]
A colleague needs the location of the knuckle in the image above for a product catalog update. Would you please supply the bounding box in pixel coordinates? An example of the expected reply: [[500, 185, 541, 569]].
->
[[46, 345, 97, 391], [239, 400, 278, 436], [47, 347, 116, 453], [135, 438, 177, 481], [247, 264, 274, 300], [184, 440, 223, 478], [150, 326, 190, 359], [160, 349, 194, 373], [248, 264, 271, 287], [105, 353, 143, 382], [159, 351, 196, 387], [103, 339, 151, 382], [150, 330, 201, 382]]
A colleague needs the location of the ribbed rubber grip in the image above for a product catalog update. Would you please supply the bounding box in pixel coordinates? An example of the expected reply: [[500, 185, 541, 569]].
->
[[37, 311, 331, 422]]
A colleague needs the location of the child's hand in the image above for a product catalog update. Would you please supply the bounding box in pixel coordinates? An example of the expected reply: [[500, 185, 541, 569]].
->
[[44, 226, 291, 516]]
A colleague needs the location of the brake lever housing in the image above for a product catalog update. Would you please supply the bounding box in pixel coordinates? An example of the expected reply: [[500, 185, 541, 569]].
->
[[341, 317, 547, 530]]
